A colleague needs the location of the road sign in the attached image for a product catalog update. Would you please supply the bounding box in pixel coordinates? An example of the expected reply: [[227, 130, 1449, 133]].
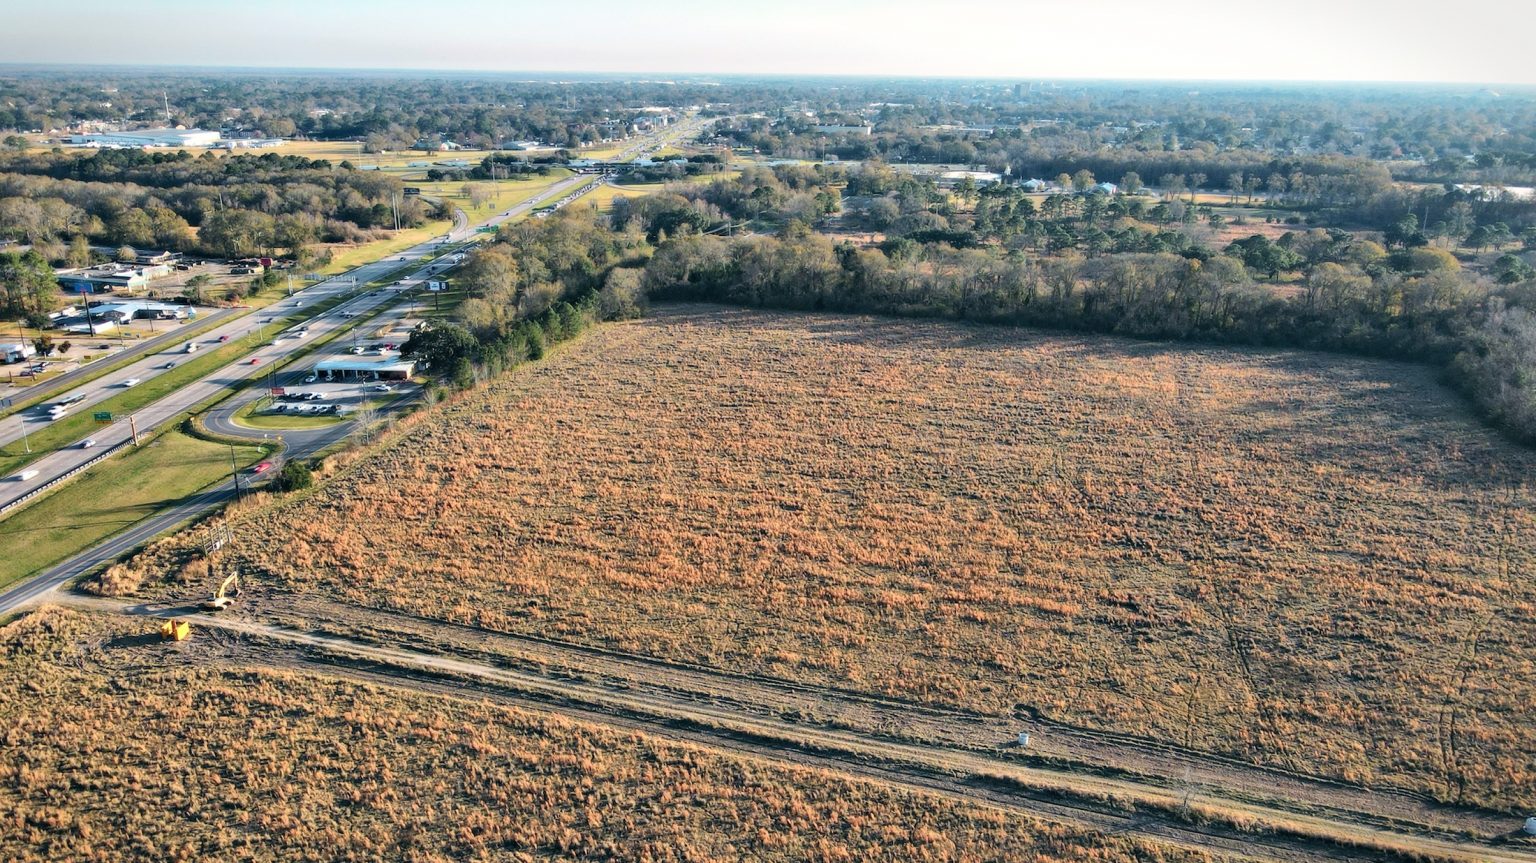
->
[[270, 387, 285, 397], [475, 226, 496, 234], [0, 397, 10, 409], [93, 411, 113, 424]]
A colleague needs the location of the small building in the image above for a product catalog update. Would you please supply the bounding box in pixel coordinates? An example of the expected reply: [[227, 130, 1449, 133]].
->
[[314, 356, 416, 381], [1093, 182, 1120, 195], [2, 342, 37, 364]]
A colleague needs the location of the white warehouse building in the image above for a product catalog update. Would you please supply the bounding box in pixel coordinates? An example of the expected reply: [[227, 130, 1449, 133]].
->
[[68, 128, 221, 148]]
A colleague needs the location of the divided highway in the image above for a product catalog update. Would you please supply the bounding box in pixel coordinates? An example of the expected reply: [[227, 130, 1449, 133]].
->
[[0, 306, 241, 413], [0, 118, 699, 609]]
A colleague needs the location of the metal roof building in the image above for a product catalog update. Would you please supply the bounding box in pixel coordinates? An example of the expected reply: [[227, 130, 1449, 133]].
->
[[67, 128, 220, 148], [313, 356, 416, 381]]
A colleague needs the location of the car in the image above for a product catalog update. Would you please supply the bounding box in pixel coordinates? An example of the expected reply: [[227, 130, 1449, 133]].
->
[[303, 374, 317, 384], [350, 346, 366, 355], [305, 392, 327, 401], [219, 334, 230, 342], [81, 439, 96, 449], [163, 361, 176, 369], [250, 461, 273, 474], [122, 378, 141, 387], [249, 358, 261, 365], [370, 383, 393, 392]]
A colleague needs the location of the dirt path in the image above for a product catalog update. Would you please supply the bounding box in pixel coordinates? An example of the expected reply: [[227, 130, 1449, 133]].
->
[[66, 595, 1536, 863], [266, 598, 1516, 840]]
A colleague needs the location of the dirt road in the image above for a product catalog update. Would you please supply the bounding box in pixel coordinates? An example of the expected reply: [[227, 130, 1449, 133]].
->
[[64, 594, 1536, 863]]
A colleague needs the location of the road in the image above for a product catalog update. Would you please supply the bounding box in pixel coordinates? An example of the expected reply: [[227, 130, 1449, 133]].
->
[[0, 118, 697, 562], [0, 156, 643, 510], [0, 307, 240, 413]]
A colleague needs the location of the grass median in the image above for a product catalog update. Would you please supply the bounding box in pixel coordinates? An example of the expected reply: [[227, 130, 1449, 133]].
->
[[0, 430, 268, 590]]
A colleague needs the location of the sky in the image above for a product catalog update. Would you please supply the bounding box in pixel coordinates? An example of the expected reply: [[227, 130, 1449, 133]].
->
[[4, 0, 1535, 85]]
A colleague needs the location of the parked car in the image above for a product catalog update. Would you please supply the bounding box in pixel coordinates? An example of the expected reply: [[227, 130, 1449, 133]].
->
[[302, 374, 317, 383]]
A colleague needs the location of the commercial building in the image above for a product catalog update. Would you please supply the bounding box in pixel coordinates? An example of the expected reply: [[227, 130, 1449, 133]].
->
[[91, 300, 190, 322], [56, 263, 172, 293], [2, 342, 37, 364], [67, 128, 220, 148], [313, 355, 416, 381], [938, 170, 1003, 187]]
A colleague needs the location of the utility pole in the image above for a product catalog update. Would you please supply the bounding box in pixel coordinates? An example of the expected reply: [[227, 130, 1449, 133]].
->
[[19, 417, 30, 454], [229, 445, 244, 502], [128, 413, 140, 446]]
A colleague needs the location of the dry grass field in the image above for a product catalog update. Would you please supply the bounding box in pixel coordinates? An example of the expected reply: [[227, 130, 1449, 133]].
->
[[187, 306, 1532, 810], [0, 606, 1220, 863]]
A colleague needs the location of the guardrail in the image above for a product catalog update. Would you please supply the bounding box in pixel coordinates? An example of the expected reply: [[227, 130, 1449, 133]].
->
[[0, 436, 134, 517]]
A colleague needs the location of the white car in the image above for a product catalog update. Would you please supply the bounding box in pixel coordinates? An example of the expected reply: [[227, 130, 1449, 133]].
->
[[370, 383, 393, 392], [303, 374, 317, 384], [81, 438, 96, 449], [122, 378, 141, 388]]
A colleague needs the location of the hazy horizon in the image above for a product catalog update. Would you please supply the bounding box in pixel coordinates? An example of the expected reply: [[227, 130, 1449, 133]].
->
[[4, 0, 1534, 86]]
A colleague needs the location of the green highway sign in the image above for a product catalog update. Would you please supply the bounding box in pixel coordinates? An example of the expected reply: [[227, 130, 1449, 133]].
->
[[93, 411, 113, 424], [475, 226, 496, 233]]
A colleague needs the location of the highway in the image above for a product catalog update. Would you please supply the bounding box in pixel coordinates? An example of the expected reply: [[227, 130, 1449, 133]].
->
[[0, 150, 655, 511], [0, 306, 241, 412], [0, 118, 699, 607]]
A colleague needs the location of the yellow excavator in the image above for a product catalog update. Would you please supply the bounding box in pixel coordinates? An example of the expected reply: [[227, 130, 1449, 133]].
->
[[159, 619, 190, 641], [201, 573, 241, 612]]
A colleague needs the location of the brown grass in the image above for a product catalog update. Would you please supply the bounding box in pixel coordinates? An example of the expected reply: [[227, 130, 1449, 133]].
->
[[0, 606, 1220, 863], [162, 306, 1534, 810]]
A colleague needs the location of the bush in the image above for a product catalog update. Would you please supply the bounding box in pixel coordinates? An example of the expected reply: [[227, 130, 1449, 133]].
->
[[273, 460, 313, 493]]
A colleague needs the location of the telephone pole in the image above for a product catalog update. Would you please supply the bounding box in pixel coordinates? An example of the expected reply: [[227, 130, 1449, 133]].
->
[[229, 445, 244, 503]]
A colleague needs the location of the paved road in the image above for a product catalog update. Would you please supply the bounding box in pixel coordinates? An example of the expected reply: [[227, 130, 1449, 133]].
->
[[0, 118, 697, 603], [1, 307, 240, 412]]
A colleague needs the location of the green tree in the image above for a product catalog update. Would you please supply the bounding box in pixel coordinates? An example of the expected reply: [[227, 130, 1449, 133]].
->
[[273, 460, 313, 492], [401, 322, 480, 382], [0, 250, 59, 319]]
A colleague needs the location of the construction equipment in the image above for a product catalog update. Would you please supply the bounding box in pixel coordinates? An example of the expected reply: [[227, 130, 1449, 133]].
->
[[202, 573, 241, 612], [159, 619, 190, 641]]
